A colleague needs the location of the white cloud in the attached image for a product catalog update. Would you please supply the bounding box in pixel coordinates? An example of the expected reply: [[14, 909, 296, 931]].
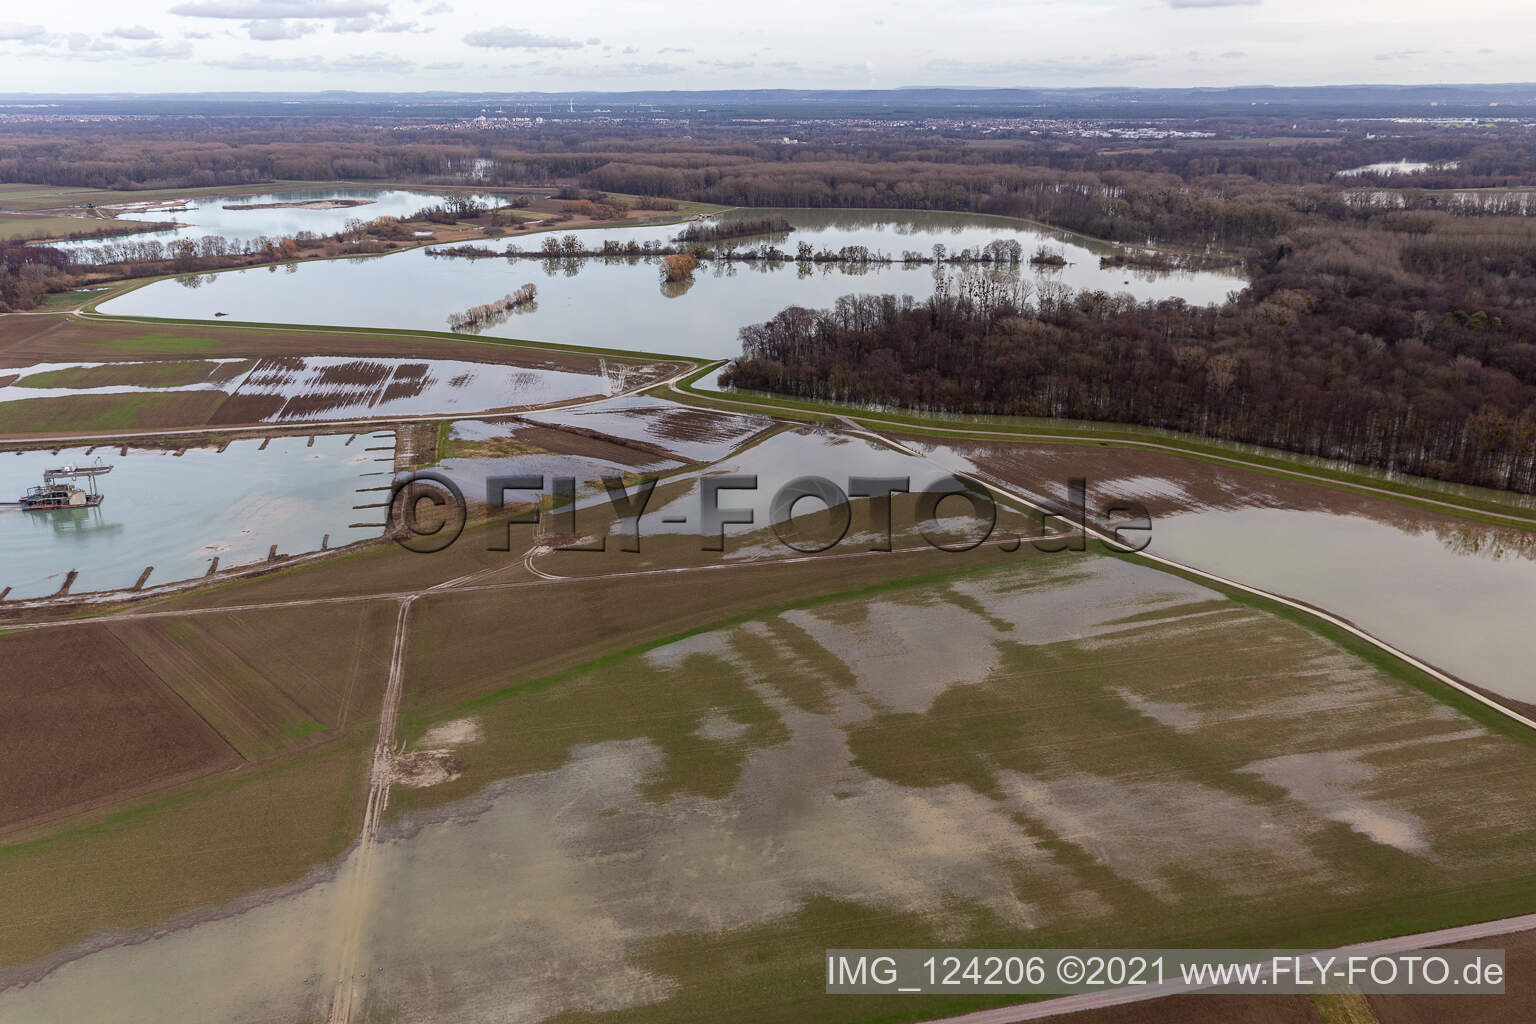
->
[[245, 19, 316, 39], [1168, 0, 1259, 6], [463, 26, 585, 49], [0, 22, 48, 41], [108, 25, 160, 39], [335, 15, 424, 32], [135, 39, 195, 58], [171, 0, 387, 18]]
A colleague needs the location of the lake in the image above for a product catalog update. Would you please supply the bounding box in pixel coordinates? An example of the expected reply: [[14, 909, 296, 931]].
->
[[99, 209, 1249, 360]]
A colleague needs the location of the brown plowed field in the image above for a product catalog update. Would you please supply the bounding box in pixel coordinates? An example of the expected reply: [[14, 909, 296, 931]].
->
[[0, 626, 238, 832]]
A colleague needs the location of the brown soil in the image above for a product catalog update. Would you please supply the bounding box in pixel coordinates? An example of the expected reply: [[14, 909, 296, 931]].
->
[[1369, 928, 1536, 1023], [205, 392, 286, 424], [0, 315, 68, 359], [0, 316, 684, 380], [511, 422, 685, 467], [310, 360, 393, 389], [614, 404, 774, 446], [0, 391, 231, 433], [0, 626, 238, 832]]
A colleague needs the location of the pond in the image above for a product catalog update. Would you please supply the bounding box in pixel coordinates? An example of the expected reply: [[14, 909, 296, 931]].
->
[[98, 209, 1249, 360], [0, 434, 384, 600]]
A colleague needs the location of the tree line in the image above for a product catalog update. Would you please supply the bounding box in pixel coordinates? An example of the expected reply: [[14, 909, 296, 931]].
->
[[723, 207, 1536, 493]]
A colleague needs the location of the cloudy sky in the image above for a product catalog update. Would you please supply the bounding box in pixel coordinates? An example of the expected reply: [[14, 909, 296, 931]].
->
[[1, 0, 1532, 93]]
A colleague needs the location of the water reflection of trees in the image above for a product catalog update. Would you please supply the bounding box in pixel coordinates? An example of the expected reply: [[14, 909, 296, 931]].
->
[[1403, 515, 1536, 562]]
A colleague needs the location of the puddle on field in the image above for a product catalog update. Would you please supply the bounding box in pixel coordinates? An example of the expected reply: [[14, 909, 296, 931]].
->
[[6, 557, 1536, 1021], [0, 435, 383, 599]]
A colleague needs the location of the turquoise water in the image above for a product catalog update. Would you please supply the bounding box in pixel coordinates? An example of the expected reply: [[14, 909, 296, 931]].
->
[[0, 434, 386, 599]]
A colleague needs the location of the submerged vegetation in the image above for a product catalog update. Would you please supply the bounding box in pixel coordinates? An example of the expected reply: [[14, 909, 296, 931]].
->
[[446, 283, 538, 332], [674, 214, 792, 244]]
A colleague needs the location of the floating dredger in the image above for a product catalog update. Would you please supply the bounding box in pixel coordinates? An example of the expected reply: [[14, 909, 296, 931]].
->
[[17, 462, 113, 511]]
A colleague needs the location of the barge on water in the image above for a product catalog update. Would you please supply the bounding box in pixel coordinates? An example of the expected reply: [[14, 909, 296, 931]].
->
[[18, 463, 113, 511]]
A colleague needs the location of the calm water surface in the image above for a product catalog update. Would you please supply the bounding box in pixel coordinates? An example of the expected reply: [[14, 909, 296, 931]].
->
[[101, 210, 1248, 359], [1147, 506, 1536, 703], [0, 435, 383, 599], [52, 188, 506, 255]]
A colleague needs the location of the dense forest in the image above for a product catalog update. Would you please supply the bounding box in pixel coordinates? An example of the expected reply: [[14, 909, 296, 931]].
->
[[723, 207, 1536, 492]]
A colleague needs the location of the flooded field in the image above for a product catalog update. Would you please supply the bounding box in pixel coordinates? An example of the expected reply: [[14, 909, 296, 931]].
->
[[10, 556, 1535, 1021], [921, 439, 1536, 703], [0, 435, 383, 599], [49, 188, 506, 256], [521, 394, 775, 464], [0, 355, 622, 425], [99, 210, 1248, 359]]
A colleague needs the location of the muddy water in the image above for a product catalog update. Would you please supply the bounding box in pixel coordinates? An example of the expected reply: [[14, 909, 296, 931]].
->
[[99, 210, 1247, 359], [0, 867, 342, 1023], [0, 435, 382, 599], [1149, 507, 1536, 702], [920, 439, 1536, 703], [0, 559, 1207, 1020]]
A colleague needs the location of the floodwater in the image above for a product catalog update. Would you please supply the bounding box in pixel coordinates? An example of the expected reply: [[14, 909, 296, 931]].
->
[[918, 439, 1536, 704], [99, 210, 1249, 359], [50, 188, 505, 255], [1148, 506, 1536, 703], [0, 356, 612, 422], [1336, 160, 1458, 177], [7, 556, 1534, 1021], [0, 435, 384, 600], [521, 393, 774, 463]]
